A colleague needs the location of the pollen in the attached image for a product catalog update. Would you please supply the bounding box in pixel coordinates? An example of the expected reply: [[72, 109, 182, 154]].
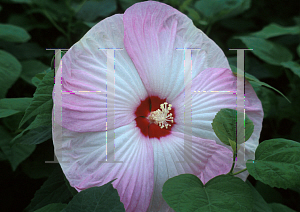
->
[[148, 102, 174, 129]]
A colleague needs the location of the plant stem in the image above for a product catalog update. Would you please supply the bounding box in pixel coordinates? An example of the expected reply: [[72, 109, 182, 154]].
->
[[232, 168, 247, 176], [228, 151, 236, 174]]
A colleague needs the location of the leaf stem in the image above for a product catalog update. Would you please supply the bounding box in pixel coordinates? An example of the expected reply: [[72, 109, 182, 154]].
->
[[228, 150, 236, 174], [232, 168, 247, 176]]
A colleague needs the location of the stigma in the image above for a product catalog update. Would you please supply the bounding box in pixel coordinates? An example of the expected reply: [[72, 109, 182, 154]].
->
[[148, 102, 174, 129]]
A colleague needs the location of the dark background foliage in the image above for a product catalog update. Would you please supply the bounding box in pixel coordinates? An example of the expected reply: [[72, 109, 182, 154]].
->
[[0, 0, 299, 211]]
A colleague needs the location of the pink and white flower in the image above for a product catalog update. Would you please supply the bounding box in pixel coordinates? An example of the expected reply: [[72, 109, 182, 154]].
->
[[52, 1, 263, 211]]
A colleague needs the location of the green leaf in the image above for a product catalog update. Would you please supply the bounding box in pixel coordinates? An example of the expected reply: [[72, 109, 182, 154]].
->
[[20, 60, 49, 85], [118, 0, 140, 10], [19, 69, 54, 128], [65, 180, 125, 212], [281, 61, 300, 78], [27, 167, 73, 211], [236, 36, 293, 66], [31, 67, 52, 87], [246, 181, 272, 212], [13, 125, 52, 145], [246, 139, 300, 189], [268, 203, 296, 212], [63, 175, 78, 197], [10, 0, 33, 3], [8, 14, 52, 31], [0, 97, 32, 118], [194, 0, 251, 24], [212, 108, 254, 145], [0, 50, 22, 98], [230, 65, 290, 103], [228, 138, 240, 156], [297, 44, 300, 58], [254, 181, 283, 204], [0, 42, 48, 60], [162, 174, 253, 212], [76, 0, 117, 21], [0, 23, 31, 42], [0, 126, 36, 171], [251, 23, 300, 39], [255, 86, 277, 118], [34, 203, 67, 212], [12, 114, 52, 145]]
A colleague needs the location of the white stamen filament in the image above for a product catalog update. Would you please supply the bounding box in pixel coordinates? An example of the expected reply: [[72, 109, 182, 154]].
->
[[148, 102, 174, 129]]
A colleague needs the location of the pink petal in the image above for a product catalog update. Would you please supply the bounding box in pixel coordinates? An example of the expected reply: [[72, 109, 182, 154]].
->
[[147, 131, 232, 211], [123, 1, 229, 102], [54, 14, 147, 132], [53, 121, 154, 212], [172, 68, 264, 180]]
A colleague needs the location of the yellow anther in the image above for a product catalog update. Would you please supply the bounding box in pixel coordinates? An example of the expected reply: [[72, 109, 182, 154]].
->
[[148, 102, 174, 129]]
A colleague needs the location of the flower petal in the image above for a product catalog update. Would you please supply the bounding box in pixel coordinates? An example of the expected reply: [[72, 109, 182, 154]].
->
[[147, 131, 232, 212], [172, 68, 263, 180], [123, 1, 229, 102], [53, 121, 154, 212], [55, 14, 147, 132]]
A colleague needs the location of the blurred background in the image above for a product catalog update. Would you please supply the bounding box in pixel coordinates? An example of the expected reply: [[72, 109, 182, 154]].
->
[[0, 0, 299, 211]]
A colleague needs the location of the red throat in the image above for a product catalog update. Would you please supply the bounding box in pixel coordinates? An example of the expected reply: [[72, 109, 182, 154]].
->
[[134, 96, 175, 139]]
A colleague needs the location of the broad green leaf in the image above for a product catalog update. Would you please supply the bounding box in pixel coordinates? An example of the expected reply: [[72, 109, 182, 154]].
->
[[63, 175, 78, 197], [34, 203, 67, 212], [251, 23, 300, 39], [269, 203, 296, 212], [236, 36, 293, 66], [230, 65, 290, 103], [246, 139, 300, 189], [27, 167, 73, 211], [13, 114, 51, 145], [13, 125, 52, 145], [194, 0, 251, 23], [20, 60, 49, 85], [0, 126, 36, 171], [2, 112, 24, 131], [297, 44, 300, 58], [281, 61, 300, 78], [246, 181, 272, 212], [0, 98, 32, 118], [162, 174, 253, 212], [19, 69, 54, 128], [212, 108, 254, 145], [0, 50, 22, 98], [0, 23, 31, 42], [76, 0, 117, 21], [32, 67, 52, 87], [255, 87, 277, 118], [65, 180, 125, 212]]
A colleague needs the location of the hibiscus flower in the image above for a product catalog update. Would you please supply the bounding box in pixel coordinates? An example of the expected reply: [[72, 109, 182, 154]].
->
[[52, 1, 263, 211]]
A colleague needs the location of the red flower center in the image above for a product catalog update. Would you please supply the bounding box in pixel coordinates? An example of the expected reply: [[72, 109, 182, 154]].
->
[[135, 96, 175, 139]]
